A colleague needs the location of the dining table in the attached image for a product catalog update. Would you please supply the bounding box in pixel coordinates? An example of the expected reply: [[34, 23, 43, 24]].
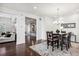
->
[[53, 33, 67, 50]]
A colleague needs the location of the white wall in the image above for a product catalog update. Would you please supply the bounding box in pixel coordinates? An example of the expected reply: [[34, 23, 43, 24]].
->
[[0, 17, 15, 33], [36, 17, 42, 40], [0, 7, 39, 45], [16, 16, 25, 44], [59, 14, 79, 42], [25, 24, 28, 33], [1, 6, 79, 44], [38, 13, 79, 42], [61, 14, 78, 34], [36, 17, 60, 40]]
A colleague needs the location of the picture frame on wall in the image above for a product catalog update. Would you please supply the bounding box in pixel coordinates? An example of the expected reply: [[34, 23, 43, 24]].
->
[[61, 23, 76, 28]]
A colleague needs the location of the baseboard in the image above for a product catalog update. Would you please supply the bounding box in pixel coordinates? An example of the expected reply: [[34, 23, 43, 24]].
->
[[36, 39, 46, 44], [71, 41, 79, 43], [74, 42, 79, 43], [36, 40, 79, 44], [0, 40, 16, 44]]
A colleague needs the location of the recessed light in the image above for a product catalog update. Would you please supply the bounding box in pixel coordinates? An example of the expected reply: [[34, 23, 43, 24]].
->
[[33, 6, 37, 10]]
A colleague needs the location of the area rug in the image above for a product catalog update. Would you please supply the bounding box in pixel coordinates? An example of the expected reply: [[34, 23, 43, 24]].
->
[[29, 42, 79, 56]]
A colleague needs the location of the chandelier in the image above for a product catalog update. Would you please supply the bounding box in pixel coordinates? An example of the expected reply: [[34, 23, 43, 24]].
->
[[53, 8, 64, 25]]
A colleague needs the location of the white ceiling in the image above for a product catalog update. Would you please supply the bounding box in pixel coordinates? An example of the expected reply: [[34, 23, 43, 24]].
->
[[0, 3, 79, 17]]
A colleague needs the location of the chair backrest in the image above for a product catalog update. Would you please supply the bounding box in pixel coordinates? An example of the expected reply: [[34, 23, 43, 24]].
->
[[46, 31, 53, 40], [67, 32, 71, 41], [61, 31, 66, 33]]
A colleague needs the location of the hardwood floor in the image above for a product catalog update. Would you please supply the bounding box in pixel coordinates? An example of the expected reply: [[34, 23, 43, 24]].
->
[[0, 36, 40, 56], [0, 36, 79, 56]]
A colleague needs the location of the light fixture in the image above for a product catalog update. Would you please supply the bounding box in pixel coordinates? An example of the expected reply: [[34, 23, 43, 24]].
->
[[53, 8, 64, 25], [56, 8, 60, 25], [60, 26, 63, 30], [33, 6, 37, 10]]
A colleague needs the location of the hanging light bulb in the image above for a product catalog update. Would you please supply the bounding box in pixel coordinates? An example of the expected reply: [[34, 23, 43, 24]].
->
[[53, 8, 64, 25]]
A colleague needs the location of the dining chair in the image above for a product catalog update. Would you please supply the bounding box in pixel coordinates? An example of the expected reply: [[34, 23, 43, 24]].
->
[[61, 30, 66, 34], [52, 34, 60, 49], [46, 31, 59, 51], [46, 31, 53, 50], [67, 32, 71, 48], [60, 32, 71, 51]]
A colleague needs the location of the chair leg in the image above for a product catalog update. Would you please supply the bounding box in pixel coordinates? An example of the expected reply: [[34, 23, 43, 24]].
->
[[57, 40, 59, 49], [68, 43, 71, 48], [60, 41, 63, 51], [67, 41, 70, 48], [52, 42, 54, 51], [47, 41, 49, 49], [69, 42, 71, 48], [66, 44, 68, 51], [61, 46, 63, 51]]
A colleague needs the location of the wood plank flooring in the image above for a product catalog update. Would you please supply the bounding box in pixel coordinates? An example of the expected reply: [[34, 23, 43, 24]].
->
[[0, 36, 40, 56], [0, 36, 79, 56]]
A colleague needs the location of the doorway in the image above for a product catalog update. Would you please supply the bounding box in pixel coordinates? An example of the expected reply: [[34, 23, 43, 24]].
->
[[25, 17, 36, 46]]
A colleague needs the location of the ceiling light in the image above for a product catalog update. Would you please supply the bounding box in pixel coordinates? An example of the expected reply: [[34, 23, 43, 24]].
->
[[33, 6, 37, 10], [53, 8, 64, 25]]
